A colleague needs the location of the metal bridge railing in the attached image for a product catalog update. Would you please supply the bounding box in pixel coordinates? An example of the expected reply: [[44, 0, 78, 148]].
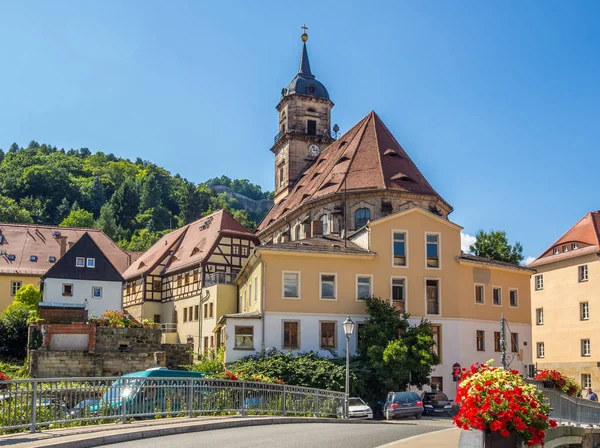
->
[[529, 380, 600, 425], [0, 376, 346, 433]]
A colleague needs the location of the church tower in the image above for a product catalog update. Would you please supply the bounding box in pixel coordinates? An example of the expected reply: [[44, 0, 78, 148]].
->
[[271, 27, 334, 204]]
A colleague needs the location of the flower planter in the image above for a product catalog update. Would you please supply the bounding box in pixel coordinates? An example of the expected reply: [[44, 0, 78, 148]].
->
[[459, 430, 519, 448]]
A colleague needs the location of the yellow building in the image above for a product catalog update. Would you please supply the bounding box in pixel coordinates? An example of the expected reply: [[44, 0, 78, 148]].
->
[[219, 208, 533, 398], [529, 211, 600, 390]]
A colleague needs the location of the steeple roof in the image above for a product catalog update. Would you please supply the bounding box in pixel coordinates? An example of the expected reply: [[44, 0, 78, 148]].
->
[[298, 43, 314, 78], [284, 37, 329, 100], [257, 111, 450, 231]]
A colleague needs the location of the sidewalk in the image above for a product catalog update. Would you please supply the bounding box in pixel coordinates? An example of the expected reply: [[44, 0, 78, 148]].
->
[[379, 427, 460, 447]]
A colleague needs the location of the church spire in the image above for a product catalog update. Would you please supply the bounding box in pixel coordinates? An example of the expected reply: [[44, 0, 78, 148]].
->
[[298, 25, 314, 78]]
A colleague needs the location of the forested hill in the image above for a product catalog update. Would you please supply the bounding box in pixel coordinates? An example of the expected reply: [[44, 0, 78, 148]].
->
[[0, 141, 272, 251]]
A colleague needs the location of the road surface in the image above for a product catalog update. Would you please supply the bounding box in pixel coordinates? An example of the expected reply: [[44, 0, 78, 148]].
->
[[106, 417, 453, 448]]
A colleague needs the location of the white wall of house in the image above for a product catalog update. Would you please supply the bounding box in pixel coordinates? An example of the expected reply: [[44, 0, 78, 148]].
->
[[43, 278, 123, 316], [224, 317, 263, 363]]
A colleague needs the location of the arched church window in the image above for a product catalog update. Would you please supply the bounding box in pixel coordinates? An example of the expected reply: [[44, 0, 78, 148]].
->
[[355, 208, 371, 229], [278, 166, 284, 188], [321, 215, 329, 235], [294, 225, 302, 241]]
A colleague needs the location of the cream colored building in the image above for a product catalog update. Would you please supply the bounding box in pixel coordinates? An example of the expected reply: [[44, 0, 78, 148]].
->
[[219, 208, 534, 398], [529, 211, 600, 390]]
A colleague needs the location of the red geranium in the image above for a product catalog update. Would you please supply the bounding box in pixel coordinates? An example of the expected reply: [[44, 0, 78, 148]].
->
[[0, 372, 9, 381], [454, 361, 555, 447], [535, 369, 580, 396]]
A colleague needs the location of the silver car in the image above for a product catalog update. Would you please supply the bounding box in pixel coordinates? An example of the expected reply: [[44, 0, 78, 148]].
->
[[384, 391, 423, 420]]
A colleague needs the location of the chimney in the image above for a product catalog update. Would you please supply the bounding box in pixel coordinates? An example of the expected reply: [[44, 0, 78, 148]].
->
[[58, 236, 67, 257], [311, 220, 323, 237]]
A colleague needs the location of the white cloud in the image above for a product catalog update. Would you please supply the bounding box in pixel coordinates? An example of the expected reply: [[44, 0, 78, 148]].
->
[[523, 256, 536, 266], [461, 232, 477, 253]]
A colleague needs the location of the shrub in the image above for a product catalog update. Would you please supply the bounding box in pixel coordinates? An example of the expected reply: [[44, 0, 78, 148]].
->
[[0, 303, 31, 360]]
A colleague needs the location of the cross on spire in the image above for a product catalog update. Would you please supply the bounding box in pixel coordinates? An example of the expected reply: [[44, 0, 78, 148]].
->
[[301, 24, 308, 42], [301, 24, 308, 33]]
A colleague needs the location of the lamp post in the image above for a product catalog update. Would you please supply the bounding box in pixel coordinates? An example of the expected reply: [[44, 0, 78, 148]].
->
[[342, 315, 355, 419]]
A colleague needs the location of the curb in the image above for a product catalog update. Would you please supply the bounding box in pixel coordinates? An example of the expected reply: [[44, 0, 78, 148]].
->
[[2, 416, 384, 448]]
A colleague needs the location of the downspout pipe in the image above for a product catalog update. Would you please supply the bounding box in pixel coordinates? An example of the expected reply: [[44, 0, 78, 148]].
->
[[261, 257, 266, 352]]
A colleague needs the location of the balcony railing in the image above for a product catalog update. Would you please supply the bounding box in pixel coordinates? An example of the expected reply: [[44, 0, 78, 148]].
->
[[160, 323, 177, 332], [204, 272, 237, 287], [273, 128, 331, 144]]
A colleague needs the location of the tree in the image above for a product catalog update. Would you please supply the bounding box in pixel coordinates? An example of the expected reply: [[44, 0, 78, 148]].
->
[[96, 203, 119, 239], [60, 209, 96, 228], [110, 180, 139, 229], [55, 197, 72, 223], [177, 182, 210, 226], [469, 230, 524, 265], [140, 172, 162, 211], [123, 228, 163, 251], [88, 177, 106, 217], [20, 196, 48, 223], [0, 196, 33, 223], [13, 284, 41, 310], [0, 303, 31, 359]]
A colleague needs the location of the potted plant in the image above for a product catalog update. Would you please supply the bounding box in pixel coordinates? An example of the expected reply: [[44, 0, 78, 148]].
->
[[454, 361, 556, 447], [535, 369, 580, 396], [0, 372, 9, 390], [88, 314, 99, 325], [102, 310, 125, 327], [142, 318, 153, 329]]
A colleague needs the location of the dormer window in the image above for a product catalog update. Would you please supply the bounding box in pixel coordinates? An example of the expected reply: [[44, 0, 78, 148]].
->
[[8, 254, 16, 261], [562, 245, 568, 253], [0, 235, 3, 244], [572, 243, 579, 250], [553, 248, 559, 255], [30, 255, 38, 262], [307, 85, 316, 95], [48, 256, 56, 263]]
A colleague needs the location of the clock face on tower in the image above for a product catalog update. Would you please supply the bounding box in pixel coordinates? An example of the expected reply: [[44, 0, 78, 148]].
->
[[308, 144, 320, 159]]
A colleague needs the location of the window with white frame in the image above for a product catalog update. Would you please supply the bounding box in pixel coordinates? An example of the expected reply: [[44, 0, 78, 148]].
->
[[426, 234, 439, 268], [10, 281, 22, 296], [76, 257, 85, 267], [234, 326, 254, 349], [582, 374, 592, 389], [248, 285, 252, 308], [426, 279, 440, 315], [86, 258, 95, 268], [563, 245, 568, 252], [536, 308, 544, 325], [62, 283, 73, 297], [356, 275, 372, 300], [232, 245, 240, 255], [241, 246, 249, 256], [321, 215, 329, 235], [509, 289, 518, 307], [537, 342, 545, 358], [254, 276, 258, 302], [572, 243, 579, 250], [294, 225, 302, 241], [393, 232, 407, 266], [320, 321, 336, 349], [320, 274, 336, 299], [581, 339, 591, 357], [283, 272, 299, 298], [92, 287, 102, 299], [579, 265, 588, 282], [493, 287, 502, 305], [355, 208, 371, 229], [283, 321, 300, 350], [391, 278, 405, 303], [581, 302, 590, 320], [553, 247, 559, 255], [535, 275, 543, 291], [475, 284, 484, 304]]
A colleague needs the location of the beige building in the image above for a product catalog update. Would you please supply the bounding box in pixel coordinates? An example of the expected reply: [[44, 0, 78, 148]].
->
[[529, 211, 600, 390], [219, 208, 534, 398]]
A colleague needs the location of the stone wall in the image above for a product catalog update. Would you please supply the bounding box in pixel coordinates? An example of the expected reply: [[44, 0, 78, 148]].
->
[[162, 343, 193, 369], [94, 327, 162, 353], [39, 307, 88, 324], [29, 350, 166, 378]]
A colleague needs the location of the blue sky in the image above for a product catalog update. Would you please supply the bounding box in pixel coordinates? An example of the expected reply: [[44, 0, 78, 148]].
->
[[1, 1, 599, 261]]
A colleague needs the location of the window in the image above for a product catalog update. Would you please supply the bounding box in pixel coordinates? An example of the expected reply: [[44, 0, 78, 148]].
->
[[320, 274, 337, 299], [254, 276, 258, 303], [511, 333, 519, 353], [48, 256, 56, 263], [248, 284, 252, 307], [278, 166, 284, 187], [203, 304, 208, 318], [184, 273, 190, 285], [579, 265, 588, 282], [492, 287, 501, 305], [426, 234, 440, 268], [582, 339, 591, 357], [283, 272, 300, 298], [393, 232, 407, 266], [582, 374, 592, 389], [30, 255, 37, 262], [210, 335, 214, 348], [193, 270, 199, 282], [10, 281, 22, 296], [581, 302, 590, 320], [183, 308, 188, 323], [86, 258, 95, 268], [572, 243, 579, 250], [177, 275, 182, 287], [509, 289, 518, 307], [474, 284, 484, 304], [209, 302, 213, 318], [233, 245, 240, 255], [321, 215, 329, 235], [153, 279, 161, 291], [153, 314, 161, 324], [536, 308, 544, 325], [62, 283, 73, 296], [391, 278, 405, 303], [355, 208, 371, 229], [126, 283, 131, 295], [431, 325, 441, 360], [76, 257, 85, 267], [563, 245, 568, 252], [426, 279, 440, 315], [234, 326, 254, 349], [494, 332, 502, 352], [203, 337, 209, 352], [537, 342, 545, 358], [535, 275, 543, 291], [294, 225, 302, 241], [476, 331, 485, 351], [320, 322, 336, 349], [553, 247, 559, 255], [194, 305, 199, 320], [242, 246, 249, 256], [356, 275, 372, 300], [283, 321, 300, 349], [92, 287, 102, 299], [307, 119, 317, 135]]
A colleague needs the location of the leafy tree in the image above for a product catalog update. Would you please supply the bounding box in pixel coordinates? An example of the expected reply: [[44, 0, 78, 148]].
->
[[88, 177, 106, 216], [60, 209, 96, 228], [231, 210, 256, 231], [177, 182, 210, 226], [0, 303, 31, 359], [140, 172, 163, 211], [469, 230, 524, 265], [13, 284, 41, 310], [0, 196, 33, 223], [96, 203, 119, 239], [122, 228, 164, 251], [20, 196, 49, 223], [110, 180, 139, 229]]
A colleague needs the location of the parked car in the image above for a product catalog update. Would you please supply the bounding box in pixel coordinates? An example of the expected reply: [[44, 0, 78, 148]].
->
[[337, 397, 373, 419], [420, 392, 454, 416], [383, 391, 423, 420], [69, 399, 99, 418]]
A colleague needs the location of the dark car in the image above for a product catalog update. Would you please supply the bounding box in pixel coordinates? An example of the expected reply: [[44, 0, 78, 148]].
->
[[421, 392, 454, 416], [383, 391, 423, 420]]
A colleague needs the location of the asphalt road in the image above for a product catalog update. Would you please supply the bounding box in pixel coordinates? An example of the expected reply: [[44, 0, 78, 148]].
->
[[106, 418, 454, 448]]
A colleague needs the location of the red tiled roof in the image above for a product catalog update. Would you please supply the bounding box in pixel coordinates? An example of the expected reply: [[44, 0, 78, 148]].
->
[[122, 209, 258, 280], [529, 211, 600, 267], [0, 224, 131, 275], [257, 111, 448, 231]]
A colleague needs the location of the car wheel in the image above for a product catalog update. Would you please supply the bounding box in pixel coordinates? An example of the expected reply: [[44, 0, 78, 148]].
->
[[415, 413, 422, 420]]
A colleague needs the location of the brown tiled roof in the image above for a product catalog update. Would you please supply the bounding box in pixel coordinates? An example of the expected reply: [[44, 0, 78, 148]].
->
[[529, 211, 600, 267], [123, 209, 258, 280], [258, 111, 448, 232], [0, 224, 131, 275], [457, 253, 535, 273], [261, 235, 372, 255]]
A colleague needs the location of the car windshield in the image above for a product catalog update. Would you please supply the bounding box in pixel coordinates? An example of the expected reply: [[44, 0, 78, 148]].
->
[[349, 398, 365, 407], [425, 393, 448, 401], [102, 379, 144, 402], [393, 393, 416, 402]]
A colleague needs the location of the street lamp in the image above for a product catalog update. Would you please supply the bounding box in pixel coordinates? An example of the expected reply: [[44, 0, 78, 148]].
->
[[342, 315, 355, 419]]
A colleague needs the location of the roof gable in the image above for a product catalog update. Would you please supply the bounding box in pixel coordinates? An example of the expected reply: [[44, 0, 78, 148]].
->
[[364, 206, 463, 231]]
